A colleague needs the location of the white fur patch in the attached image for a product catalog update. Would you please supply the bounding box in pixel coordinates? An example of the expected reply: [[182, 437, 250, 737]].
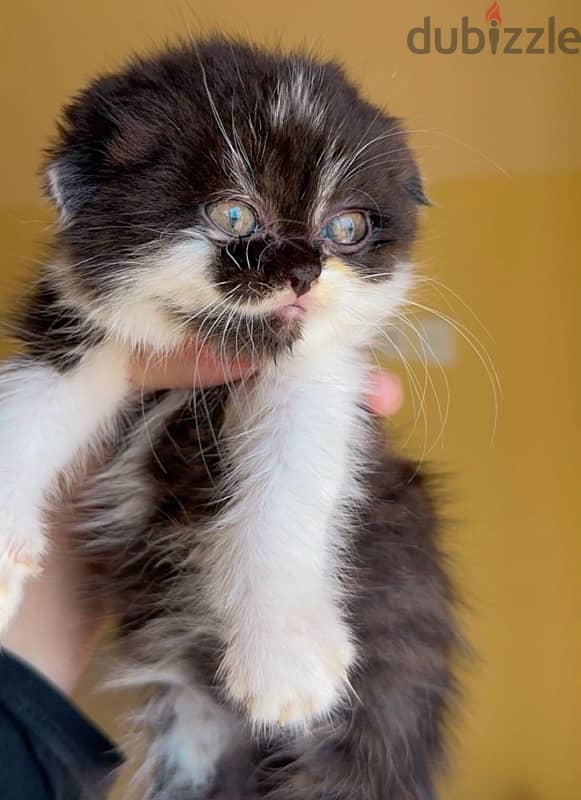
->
[[139, 686, 238, 798], [0, 344, 131, 631], [49, 235, 218, 353], [270, 64, 326, 130]]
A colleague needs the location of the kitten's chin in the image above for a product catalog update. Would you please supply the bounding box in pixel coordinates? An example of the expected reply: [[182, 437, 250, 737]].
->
[[264, 310, 306, 347], [277, 303, 307, 322], [224, 291, 313, 356]]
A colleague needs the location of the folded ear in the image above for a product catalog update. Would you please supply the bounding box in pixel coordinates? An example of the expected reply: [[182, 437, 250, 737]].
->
[[42, 88, 115, 225], [44, 153, 99, 224], [42, 70, 161, 225], [405, 173, 431, 207], [42, 79, 116, 224]]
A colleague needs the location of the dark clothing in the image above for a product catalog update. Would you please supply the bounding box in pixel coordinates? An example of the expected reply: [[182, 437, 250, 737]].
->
[[0, 651, 122, 800]]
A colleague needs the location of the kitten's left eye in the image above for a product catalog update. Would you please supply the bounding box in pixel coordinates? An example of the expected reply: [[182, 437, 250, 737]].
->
[[323, 211, 369, 247], [206, 200, 257, 237]]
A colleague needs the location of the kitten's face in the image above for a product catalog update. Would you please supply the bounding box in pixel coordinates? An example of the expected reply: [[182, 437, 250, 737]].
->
[[46, 39, 426, 359]]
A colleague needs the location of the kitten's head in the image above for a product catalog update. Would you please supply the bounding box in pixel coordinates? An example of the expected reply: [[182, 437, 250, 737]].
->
[[45, 38, 427, 360]]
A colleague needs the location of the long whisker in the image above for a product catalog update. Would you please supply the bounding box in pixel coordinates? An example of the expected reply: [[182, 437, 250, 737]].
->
[[368, 332, 429, 470], [380, 321, 432, 452], [391, 312, 451, 456], [193, 43, 254, 195], [405, 299, 501, 442], [413, 275, 494, 339]]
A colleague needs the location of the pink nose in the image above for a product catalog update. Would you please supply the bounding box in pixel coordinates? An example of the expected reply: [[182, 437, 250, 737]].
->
[[288, 263, 321, 297]]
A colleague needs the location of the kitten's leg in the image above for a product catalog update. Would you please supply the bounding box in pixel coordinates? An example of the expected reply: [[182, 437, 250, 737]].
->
[[208, 353, 364, 728], [252, 462, 456, 800], [0, 345, 131, 630], [136, 683, 244, 800]]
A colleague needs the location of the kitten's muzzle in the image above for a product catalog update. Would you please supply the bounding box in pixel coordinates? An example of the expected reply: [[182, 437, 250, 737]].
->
[[259, 239, 321, 297], [287, 262, 321, 297]]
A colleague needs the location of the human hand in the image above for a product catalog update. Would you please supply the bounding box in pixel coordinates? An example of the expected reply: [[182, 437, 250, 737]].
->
[[129, 343, 403, 415]]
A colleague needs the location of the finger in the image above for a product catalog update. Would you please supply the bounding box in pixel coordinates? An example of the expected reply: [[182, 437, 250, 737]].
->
[[130, 346, 257, 392], [363, 370, 403, 416]]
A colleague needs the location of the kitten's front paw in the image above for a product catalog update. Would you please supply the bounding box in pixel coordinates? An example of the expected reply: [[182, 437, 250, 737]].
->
[[223, 611, 355, 728], [0, 534, 44, 633]]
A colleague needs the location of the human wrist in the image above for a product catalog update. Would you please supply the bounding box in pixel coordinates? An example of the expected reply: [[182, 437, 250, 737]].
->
[[3, 538, 101, 695]]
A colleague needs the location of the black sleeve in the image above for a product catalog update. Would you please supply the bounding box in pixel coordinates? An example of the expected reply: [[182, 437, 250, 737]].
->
[[0, 650, 123, 800]]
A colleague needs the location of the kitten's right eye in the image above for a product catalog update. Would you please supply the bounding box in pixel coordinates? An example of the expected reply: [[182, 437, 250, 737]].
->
[[206, 201, 257, 237]]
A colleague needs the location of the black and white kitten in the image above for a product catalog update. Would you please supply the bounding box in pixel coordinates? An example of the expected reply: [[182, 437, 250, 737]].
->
[[0, 38, 457, 799]]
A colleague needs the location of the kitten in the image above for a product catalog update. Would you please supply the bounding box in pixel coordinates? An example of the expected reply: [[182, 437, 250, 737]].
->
[[0, 38, 457, 798]]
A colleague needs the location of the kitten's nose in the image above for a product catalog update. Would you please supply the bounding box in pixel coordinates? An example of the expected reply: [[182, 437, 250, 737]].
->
[[288, 263, 321, 297]]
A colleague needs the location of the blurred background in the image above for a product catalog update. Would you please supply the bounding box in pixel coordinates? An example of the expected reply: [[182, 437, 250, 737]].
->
[[1, 1, 580, 798]]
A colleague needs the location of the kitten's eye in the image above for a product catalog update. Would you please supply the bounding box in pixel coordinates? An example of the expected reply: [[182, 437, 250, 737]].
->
[[206, 201, 257, 237], [323, 211, 369, 247]]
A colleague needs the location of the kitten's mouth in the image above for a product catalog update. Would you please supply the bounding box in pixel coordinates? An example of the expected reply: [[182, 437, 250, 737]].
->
[[279, 300, 308, 322], [276, 290, 312, 322], [237, 286, 318, 328]]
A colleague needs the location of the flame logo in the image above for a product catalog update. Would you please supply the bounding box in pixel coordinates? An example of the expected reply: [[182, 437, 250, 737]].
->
[[485, 1, 502, 25]]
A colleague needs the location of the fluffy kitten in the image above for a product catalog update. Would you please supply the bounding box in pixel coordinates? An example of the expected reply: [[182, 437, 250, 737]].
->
[[0, 38, 457, 799]]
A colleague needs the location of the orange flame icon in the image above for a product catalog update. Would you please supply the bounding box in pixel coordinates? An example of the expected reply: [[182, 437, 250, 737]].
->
[[485, 1, 502, 25]]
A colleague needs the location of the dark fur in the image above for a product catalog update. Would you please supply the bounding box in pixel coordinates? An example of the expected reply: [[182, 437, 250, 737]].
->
[[14, 279, 104, 369]]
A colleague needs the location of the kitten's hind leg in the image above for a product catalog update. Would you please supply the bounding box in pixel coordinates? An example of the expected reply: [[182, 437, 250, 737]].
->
[[135, 683, 247, 800], [0, 345, 131, 632]]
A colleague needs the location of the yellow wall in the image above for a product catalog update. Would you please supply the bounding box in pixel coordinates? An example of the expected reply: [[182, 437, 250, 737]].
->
[[415, 172, 581, 800], [1, 2, 580, 799]]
